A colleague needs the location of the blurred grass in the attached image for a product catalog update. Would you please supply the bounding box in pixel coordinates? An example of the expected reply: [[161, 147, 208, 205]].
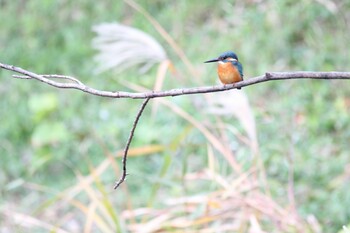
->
[[1, 0, 350, 232]]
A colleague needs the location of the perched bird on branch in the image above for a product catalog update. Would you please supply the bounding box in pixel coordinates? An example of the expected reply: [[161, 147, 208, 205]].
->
[[205, 51, 244, 89]]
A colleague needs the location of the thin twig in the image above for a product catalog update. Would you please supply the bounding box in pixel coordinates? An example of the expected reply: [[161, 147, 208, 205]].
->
[[13, 74, 84, 85], [1, 62, 350, 99], [114, 98, 151, 189]]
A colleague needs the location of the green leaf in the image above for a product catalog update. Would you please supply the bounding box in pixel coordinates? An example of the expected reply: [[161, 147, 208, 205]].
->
[[31, 122, 69, 147], [28, 93, 58, 122]]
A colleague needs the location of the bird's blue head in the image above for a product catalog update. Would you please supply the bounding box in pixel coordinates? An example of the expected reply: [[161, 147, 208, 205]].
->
[[204, 51, 239, 63]]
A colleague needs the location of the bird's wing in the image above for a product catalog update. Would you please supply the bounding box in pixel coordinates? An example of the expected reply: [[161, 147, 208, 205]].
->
[[237, 62, 244, 80]]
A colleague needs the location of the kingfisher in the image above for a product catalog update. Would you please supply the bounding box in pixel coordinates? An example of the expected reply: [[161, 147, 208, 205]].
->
[[204, 51, 243, 89]]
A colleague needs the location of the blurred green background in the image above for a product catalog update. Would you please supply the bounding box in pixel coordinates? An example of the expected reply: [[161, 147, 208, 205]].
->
[[1, 0, 350, 232]]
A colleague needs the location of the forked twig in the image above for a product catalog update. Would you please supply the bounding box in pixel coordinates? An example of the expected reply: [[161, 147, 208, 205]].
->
[[114, 98, 151, 189], [13, 74, 84, 85], [1, 61, 350, 189]]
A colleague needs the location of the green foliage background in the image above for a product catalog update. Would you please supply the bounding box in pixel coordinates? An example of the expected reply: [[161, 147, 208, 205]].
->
[[1, 0, 350, 232]]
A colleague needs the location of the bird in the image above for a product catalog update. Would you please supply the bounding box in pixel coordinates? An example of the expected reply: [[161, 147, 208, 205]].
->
[[204, 51, 243, 89]]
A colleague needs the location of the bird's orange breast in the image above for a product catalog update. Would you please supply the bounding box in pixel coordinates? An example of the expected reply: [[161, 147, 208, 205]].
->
[[217, 62, 242, 84]]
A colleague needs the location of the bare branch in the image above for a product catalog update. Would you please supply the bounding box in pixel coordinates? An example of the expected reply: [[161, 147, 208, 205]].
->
[[114, 98, 151, 189], [1, 62, 350, 99]]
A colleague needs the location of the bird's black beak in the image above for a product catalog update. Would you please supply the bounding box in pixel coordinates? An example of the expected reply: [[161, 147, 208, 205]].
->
[[204, 58, 219, 63]]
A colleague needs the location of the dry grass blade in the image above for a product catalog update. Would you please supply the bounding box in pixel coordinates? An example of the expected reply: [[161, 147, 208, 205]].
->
[[249, 215, 267, 233], [151, 60, 171, 118], [128, 214, 171, 233], [92, 23, 167, 74], [84, 202, 97, 233], [75, 173, 116, 231], [0, 209, 70, 233], [207, 144, 216, 174], [119, 145, 165, 157], [67, 198, 114, 233]]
